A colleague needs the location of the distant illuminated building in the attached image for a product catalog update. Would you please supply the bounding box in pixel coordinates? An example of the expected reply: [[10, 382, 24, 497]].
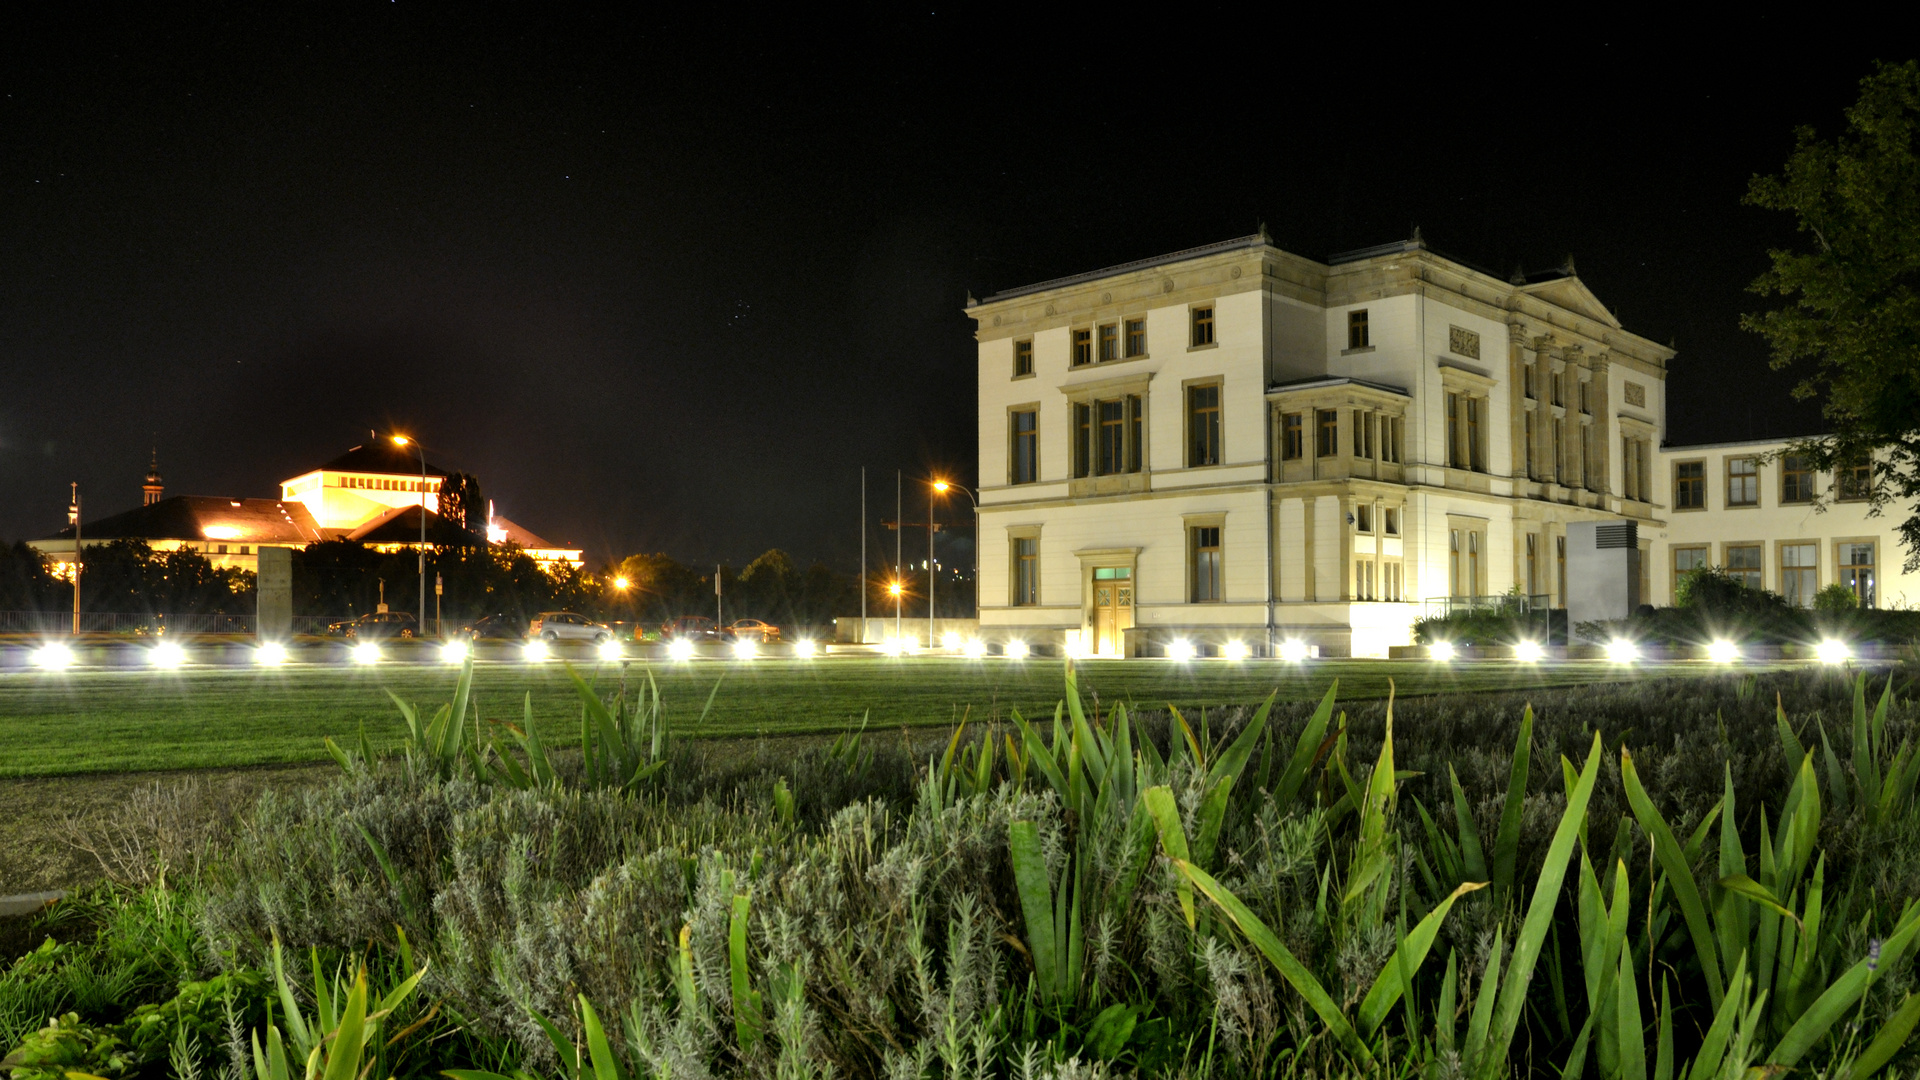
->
[[33, 442, 583, 575]]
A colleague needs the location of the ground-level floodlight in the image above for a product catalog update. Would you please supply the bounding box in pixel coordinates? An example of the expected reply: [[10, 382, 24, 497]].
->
[[352, 642, 381, 665], [256, 642, 289, 666], [1607, 639, 1639, 664], [34, 643, 76, 670], [1279, 639, 1310, 663], [667, 638, 695, 662], [732, 638, 757, 660], [150, 641, 187, 668], [792, 639, 818, 658], [963, 638, 987, 659], [1514, 640, 1545, 664], [599, 639, 624, 663], [1817, 639, 1851, 665], [523, 639, 550, 662], [941, 631, 963, 650], [441, 640, 471, 664], [1428, 641, 1456, 662], [1167, 639, 1196, 662], [1004, 639, 1030, 660], [1223, 640, 1250, 661], [1707, 640, 1740, 664]]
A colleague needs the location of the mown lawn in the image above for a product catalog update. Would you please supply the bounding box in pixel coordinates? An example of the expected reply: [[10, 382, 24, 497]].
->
[[0, 656, 1761, 777]]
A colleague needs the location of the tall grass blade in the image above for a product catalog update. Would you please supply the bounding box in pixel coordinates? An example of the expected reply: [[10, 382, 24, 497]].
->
[[1008, 821, 1059, 1003], [1621, 747, 1727, 1012], [1490, 705, 1533, 896], [1357, 880, 1486, 1035]]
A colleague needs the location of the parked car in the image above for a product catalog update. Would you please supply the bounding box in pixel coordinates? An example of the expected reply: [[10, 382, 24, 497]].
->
[[728, 618, 779, 643], [459, 613, 526, 641], [528, 611, 612, 643], [330, 612, 419, 640], [661, 615, 725, 641]]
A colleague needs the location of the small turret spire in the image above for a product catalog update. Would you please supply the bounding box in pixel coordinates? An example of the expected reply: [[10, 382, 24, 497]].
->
[[142, 445, 164, 506]]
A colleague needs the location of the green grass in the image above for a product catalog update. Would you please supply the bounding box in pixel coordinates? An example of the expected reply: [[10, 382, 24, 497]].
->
[[0, 656, 1768, 777]]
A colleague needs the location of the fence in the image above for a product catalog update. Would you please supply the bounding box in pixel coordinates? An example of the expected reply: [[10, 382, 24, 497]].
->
[[1, 611, 344, 636], [1420, 593, 1554, 619]]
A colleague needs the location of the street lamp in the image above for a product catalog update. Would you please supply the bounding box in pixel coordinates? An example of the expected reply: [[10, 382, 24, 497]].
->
[[930, 478, 979, 626], [391, 435, 428, 638], [888, 578, 903, 644]]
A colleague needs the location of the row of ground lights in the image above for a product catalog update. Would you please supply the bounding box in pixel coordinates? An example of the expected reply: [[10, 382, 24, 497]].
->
[[1427, 638, 1855, 664], [23, 637, 825, 669]]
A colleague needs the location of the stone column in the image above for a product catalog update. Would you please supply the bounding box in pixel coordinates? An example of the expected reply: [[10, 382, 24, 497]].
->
[[1591, 354, 1614, 498]]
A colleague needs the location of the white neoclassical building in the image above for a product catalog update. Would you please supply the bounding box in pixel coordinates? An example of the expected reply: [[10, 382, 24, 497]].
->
[[966, 233, 1914, 658]]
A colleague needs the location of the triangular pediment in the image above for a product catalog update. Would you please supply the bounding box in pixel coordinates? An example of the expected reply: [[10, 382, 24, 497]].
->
[[1518, 276, 1620, 328]]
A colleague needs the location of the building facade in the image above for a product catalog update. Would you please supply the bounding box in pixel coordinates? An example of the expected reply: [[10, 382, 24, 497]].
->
[[968, 233, 1677, 657]]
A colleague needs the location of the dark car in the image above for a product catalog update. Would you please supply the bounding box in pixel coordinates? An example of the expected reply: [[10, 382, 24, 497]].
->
[[661, 615, 725, 641], [330, 612, 418, 640], [460, 613, 526, 641]]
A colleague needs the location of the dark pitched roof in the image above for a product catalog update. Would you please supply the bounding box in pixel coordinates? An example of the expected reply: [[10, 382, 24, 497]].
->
[[45, 496, 324, 544], [344, 505, 484, 547], [313, 442, 450, 478], [489, 514, 573, 552]]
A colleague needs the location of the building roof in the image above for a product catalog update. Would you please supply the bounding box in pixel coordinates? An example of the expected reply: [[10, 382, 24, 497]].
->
[[489, 514, 571, 552], [344, 505, 484, 547], [45, 496, 324, 544], [1267, 375, 1411, 397], [980, 234, 1271, 303], [312, 442, 450, 478]]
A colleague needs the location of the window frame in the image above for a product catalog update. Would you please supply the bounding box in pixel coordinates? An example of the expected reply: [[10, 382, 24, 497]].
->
[[1778, 540, 1818, 607], [1315, 409, 1340, 459], [1189, 522, 1224, 603], [1672, 545, 1709, 597], [1008, 406, 1039, 485], [1185, 380, 1223, 468], [1673, 459, 1706, 510], [1123, 317, 1147, 359], [1837, 539, 1877, 608], [1723, 542, 1764, 590], [1781, 454, 1815, 504], [1838, 458, 1873, 501], [1071, 327, 1093, 367], [1009, 531, 1040, 607], [1280, 412, 1304, 461], [1097, 321, 1119, 363], [1347, 309, 1370, 350], [1012, 338, 1034, 378], [1726, 456, 1760, 507], [1189, 305, 1216, 349]]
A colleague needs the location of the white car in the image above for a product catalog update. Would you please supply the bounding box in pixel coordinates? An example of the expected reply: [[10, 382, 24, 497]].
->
[[528, 611, 611, 643]]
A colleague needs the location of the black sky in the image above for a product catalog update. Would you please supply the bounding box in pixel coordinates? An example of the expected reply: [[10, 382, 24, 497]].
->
[[0, 10, 1892, 569]]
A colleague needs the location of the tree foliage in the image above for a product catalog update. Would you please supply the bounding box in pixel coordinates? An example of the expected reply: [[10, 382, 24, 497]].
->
[[436, 472, 485, 535], [1744, 60, 1920, 565]]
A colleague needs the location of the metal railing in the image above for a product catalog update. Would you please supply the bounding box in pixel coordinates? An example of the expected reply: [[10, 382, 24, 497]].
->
[[1422, 594, 1554, 619], [0, 611, 359, 636]]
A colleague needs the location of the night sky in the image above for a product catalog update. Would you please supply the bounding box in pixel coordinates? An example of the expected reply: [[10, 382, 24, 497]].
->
[[0, 11, 1889, 570]]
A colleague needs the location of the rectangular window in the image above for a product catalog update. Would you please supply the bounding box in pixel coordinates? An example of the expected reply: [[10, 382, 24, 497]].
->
[[1072, 403, 1092, 478], [1675, 461, 1705, 509], [1525, 412, 1536, 476], [1191, 306, 1215, 347], [1782, 454, 1814, 503], [1552, 420, 1564, 482], [1781, 543, 1817, 606], [1384, 507, 1399, 535], [1072, 328, 1092, 367], [1727, 457, 1758, 506], [1127, 395, 1142, 473], [1446, 393, 1460, 467], [1347, 309, 1370, 349], [1316, 409, 1339, 458], [1010, 409, 1038, 485], [1187, 384, 1222, 467], [1355, 557, 1375, 600], [1449, 529, 1463, 598], [1465, 398, 1483, 471], [1098, 322, 1118, 363], [1673, 546, 1709, 595], [1191, 526, 1222, 602], [217, 544, 228, 554], [1013, 538, 1038, 606], [1384, 561, 1402, 601], [1841, 542, 1876, 608], [1355, 504, 1372, 533], [1726, 544, 1763, 590], [1467, 532, 1480, 597], [1557, 536, 1567, 604], [1384, 416, 1401, 463], [1098, 399, 1126, 475], [1013, 339, 1033, 377], [1281, 413, 1304, 460], [1839, 458, 1872, 501], [1124, 318, 1146, 358]]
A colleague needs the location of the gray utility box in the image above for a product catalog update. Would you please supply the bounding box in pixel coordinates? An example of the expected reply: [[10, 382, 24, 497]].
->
[[257, 546, 293, 640], [1565, 521, 1641, 629]]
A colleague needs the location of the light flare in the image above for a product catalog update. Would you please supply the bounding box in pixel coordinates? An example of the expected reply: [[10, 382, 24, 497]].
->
[[150, 642, 187, 668], [1429, 641, 1456, 662], [34, 643, 76, 670], [1279, 639, 1310, 662]]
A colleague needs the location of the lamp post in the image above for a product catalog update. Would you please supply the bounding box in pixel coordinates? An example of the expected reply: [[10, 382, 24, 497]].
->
[[888, 579, 902, 643], [68, 483, 81, 636], [391, 435, 428, 639], [931, 479, 979, 623]]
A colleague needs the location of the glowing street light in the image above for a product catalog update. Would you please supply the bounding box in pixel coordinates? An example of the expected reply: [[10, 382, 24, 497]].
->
[[1004, 639, 1030, 660], [1223, 640, 1250, 661], [441, 640, 471, 664], [1607, 639, 1639, 664], [1429, 641, 1456, 662], [613, 576, 630, 591], [150, 641, 187, 668], [1707, 639, 1740, 664], [598, 639, 624, 662], [1817, 639, 1851, 665], [1514, 640, 1545, 663], [256, 642, 289, 666], [668, 637, 695, 661], [1279, 639, 1310, 662], [390, 434, 430, 637], [1167, 639, 1196, 662], [523, 639, 550, 662], [792, 639, 818, 658], [352, 642, 381, 665]]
